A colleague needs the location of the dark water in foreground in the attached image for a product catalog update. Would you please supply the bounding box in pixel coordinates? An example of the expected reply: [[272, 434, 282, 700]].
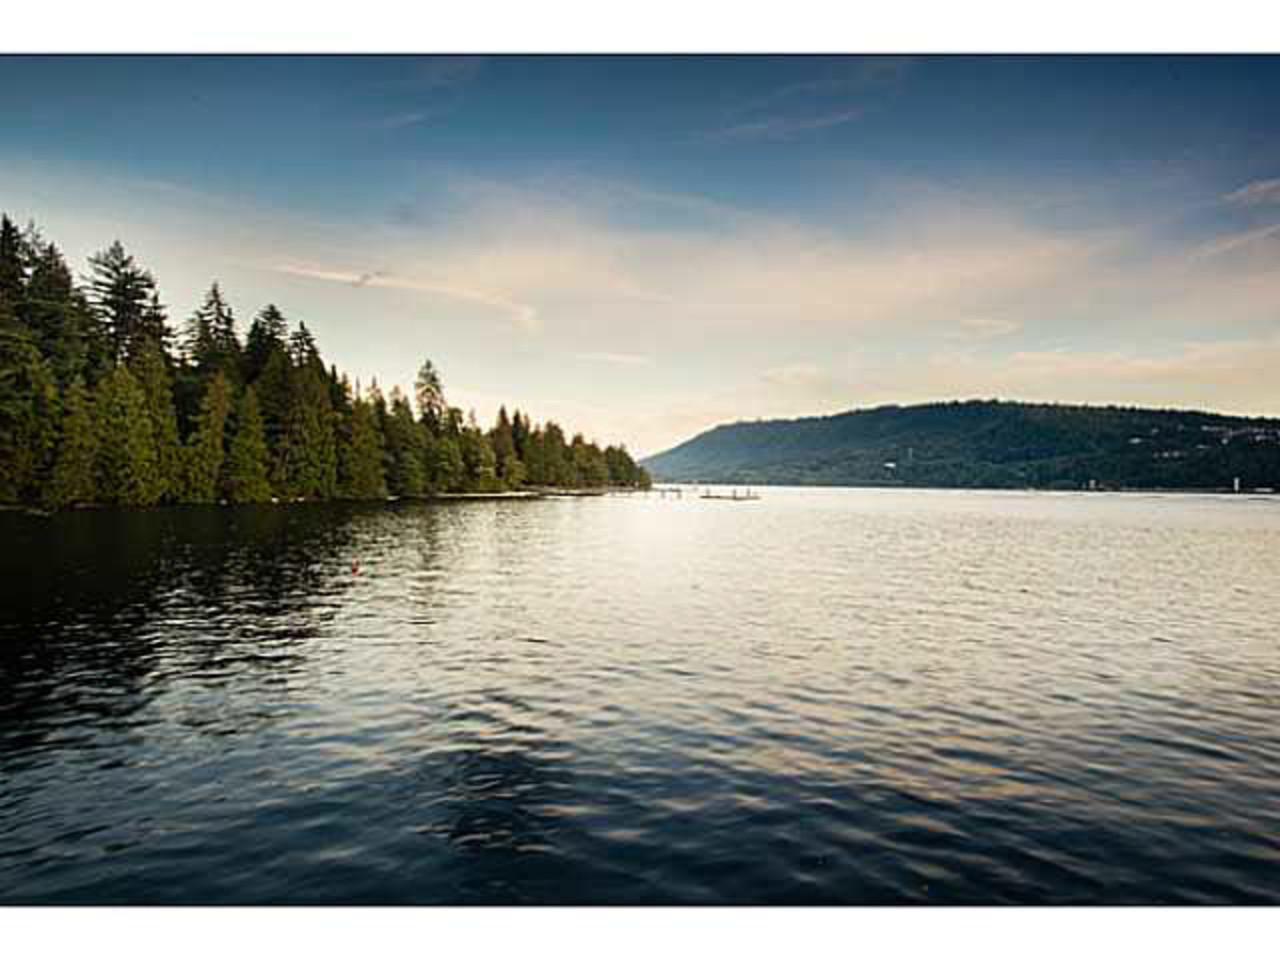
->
[[2, 488, 1279, 905]]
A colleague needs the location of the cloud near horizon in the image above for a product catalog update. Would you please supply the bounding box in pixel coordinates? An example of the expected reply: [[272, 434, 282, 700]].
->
[[575, 351, 653, 367]]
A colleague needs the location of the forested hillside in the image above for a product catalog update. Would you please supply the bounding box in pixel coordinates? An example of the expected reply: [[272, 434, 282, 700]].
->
[[0, 213, 649, 510], [643, 400, 1280, 491]]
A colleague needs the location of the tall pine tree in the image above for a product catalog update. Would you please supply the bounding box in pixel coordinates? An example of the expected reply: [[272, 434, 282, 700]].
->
[[184, 283, 241, 381], [181, 372, 232, 503], [384, 387, 426, 497], [131, 339, 181, 503], [0, 321, 59, 503], [274, 336, 337, 499], [94, 364, 160, 506], [341, 391, 388, 499], [87, 241, 158, 365], [224, 385, 272, 503], [243, 303, 288, 383], [490, 406, 519, 486], [45, 376, 98, 508], [20, 231, 103, 386], [0, 215, 26, 313]]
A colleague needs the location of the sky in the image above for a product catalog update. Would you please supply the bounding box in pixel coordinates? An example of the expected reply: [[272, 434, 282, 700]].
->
[[1, 55, 1278, 455]]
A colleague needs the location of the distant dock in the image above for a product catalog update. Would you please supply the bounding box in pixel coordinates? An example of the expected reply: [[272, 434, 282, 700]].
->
[[644, 486, 683, 498], [699, 488, 761, 501], [644, 486, 761, 501]]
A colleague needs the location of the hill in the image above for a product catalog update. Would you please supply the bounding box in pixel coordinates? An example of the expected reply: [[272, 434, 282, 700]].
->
[[642, 400, 1280, 491]]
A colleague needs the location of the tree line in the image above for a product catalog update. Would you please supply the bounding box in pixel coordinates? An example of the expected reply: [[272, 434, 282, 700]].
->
[[0, 214, 650, 509]]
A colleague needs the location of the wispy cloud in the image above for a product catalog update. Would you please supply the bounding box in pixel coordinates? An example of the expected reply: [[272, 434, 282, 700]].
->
[[274, 263, 541, 333], [378, 173, 1107, 342], [710, 108, 864, 142], [1193, 221, 1280, 259], [947, 316, 1023, 340], [707, 56, 914, 142], [411, 56, 486, 89], [370, 57, 486, 131], [762, 363, 828, 388], [1224, 177, 1280, 206], [372, 110, 437, 131], [575, 351, 653, 367], [735, 57, 917, 115]]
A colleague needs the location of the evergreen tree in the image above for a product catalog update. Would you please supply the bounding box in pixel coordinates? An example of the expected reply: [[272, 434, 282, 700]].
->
[[477, 436, 499, 491], [244, 304, 289, 383], [94, 364, 160, 506], [139, 291, 174, 358], [130, 339, 181, 502], [341, 393, 387, 499], [505, 455, 526, 489], [511, 409, 530, 461], [87, 240, 158, 365], [182, 290, 216, 369], [490, 406, 520, 486], [0, 320, 59, 503], [18, 231, 103, 386], [459, 416, 499, 492], [419, 427, 438, 491], [0, 215, 26, 312], [431, 434, 464, 492], [571, 435, 609, 487], [275, 358, 337, 498], [184, 283, 240, 381], [45, 376, 98, 508], [385, 388, 426, 497], [369, 380, 393, 481], [543, 421, 572, 487], [288, 321, 319, 368], [181, 372, 232, 503], [604, 444, 647, 488], [224, 385, 272, 503], [330, 371, 356, 497], [414, 359, 446, 432], [298, 360, 339, 498], [523, 426, 548, 486], [255, 348, 294, 459]]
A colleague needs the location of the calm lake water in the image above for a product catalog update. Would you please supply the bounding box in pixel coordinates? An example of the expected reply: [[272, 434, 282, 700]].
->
[[2, 487, 1279, 904]]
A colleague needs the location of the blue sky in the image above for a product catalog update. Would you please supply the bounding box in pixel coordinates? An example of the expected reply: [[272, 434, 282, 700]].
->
[[2, 55, 1278, 453]]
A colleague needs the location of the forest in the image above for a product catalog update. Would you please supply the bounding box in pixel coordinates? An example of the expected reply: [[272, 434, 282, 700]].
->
[[0, 213, 650, 510]]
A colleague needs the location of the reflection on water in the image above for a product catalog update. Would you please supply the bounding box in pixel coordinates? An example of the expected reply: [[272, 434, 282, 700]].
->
[[1, 489, 1279, 904]]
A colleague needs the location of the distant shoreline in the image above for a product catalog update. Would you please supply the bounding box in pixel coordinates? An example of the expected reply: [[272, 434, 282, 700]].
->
[[655, 481, 1279, 497], [642, 400, 1280, 494]]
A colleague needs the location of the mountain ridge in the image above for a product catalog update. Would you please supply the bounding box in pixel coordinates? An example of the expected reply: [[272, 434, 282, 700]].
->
[[641, 399, 1280, 491]]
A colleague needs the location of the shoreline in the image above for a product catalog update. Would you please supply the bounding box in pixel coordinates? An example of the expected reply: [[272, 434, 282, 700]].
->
[[6, 483, 1275, 519], [0, 486, 648, 517]]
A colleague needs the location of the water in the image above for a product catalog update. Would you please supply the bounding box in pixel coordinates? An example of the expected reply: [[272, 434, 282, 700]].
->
[[2, 487, 1278, 904]]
